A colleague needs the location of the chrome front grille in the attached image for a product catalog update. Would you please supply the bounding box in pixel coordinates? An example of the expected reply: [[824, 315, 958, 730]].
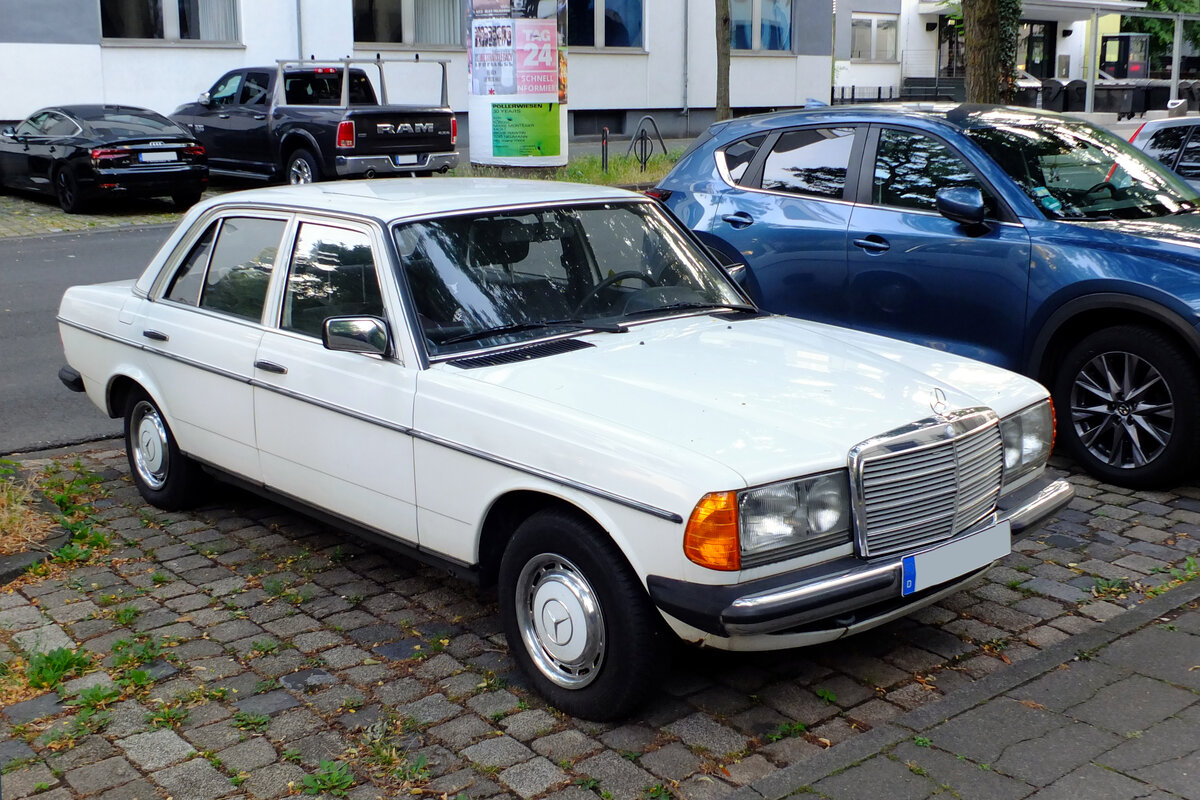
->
[[853, 410, 1003, 558]]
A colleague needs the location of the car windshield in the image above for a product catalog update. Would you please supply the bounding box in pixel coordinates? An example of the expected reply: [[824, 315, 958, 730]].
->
[[393, 201, 749, 357], [80, 109, 188, 139], [965, 115, 1199, 220]]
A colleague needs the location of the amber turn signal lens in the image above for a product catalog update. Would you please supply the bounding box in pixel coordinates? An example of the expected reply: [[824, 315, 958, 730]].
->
[[684, 491, 740, 571]]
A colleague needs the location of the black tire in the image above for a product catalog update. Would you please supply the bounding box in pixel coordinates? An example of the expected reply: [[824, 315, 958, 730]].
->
[[498, 508, 669, 720], [172, 189, 203, 209], [54, 167, 85, 213], [123, 390, 206, 509], [286, 149, 320, 185], [1052, 324, 1200, 488]]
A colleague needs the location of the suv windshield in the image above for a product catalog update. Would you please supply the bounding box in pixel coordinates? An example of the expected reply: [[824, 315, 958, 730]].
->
[[965, 115, 1199, 220], [393, 201, 749, 358]]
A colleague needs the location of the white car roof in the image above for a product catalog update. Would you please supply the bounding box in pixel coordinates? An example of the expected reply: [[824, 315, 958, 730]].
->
[[193, 178, 645, 223]]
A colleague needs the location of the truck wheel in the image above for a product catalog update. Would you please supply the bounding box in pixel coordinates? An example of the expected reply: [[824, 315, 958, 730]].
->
[[55, 166, 85, 213], [1052, 324, 1200, 488], [286, 149, 320, 184], [124, 390, 206, 509], [498, 509, 669, 721]]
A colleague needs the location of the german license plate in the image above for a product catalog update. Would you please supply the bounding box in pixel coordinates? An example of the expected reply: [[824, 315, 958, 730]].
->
[[139, 152, 177, 163], [901, 520, 1011, 596], [392, 154, 418, 166]]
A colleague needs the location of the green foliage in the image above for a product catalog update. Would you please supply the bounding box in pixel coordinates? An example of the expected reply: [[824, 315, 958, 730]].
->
[[111, 635, 167, 669], [117, 669, 154, 693], [146, 702, 189, 729], [394, 753, 429, 782], [1122, 0, 1200, 69], [302, 760, 355, 796], [51, 542, 93, 564], [765, 721, 807, 742], [232, 711, 270, 733], [645, 784, 675, 800], [913, 736, 932, 748], [25, 648, 92, 689], [112, 605, 140, 626], [69, 684, 120, 711], [816, 687, 837, 705]]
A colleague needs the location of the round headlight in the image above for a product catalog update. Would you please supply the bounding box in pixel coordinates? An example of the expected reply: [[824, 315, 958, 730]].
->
[[806, 474, 849, 534]]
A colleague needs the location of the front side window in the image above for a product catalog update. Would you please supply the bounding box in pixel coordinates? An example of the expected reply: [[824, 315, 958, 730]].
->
[[761, 127, 855, 199], [873, 128, 989, 212], [965, 114, 1199, 220], [851, 13, 898, 61], [394, 202, 746, 357], [199, 218, 286, 322], [100, 0, 239, 42], [282, 224, 384, 338], [567, 0, 643, 48], [208, 72, 242, 108], [353, 0, 464, 45], [41, 113, 82, 138], [732, 0, 793, 52]]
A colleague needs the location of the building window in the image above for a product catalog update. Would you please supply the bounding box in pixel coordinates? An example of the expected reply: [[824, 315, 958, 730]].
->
[[100, 0, 238, 41], [731, 0, 792, 52], [353, 0, 464, 46], [850, 13, 897, 62], [565, 0, 643, 48]]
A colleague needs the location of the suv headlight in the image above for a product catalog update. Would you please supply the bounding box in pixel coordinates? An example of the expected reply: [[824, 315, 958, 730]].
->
[[685, 470, 853, 570], [1000, 399, 1054, 491]]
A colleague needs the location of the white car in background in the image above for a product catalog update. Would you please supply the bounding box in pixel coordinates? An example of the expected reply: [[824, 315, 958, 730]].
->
[[57, 179, 1072, 719], [1128, 116, 1200, 189]]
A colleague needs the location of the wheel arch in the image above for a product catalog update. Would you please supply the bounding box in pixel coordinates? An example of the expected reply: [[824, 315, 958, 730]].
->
[[277, 131, 323, 172], [1027, 292, 1200, 386]]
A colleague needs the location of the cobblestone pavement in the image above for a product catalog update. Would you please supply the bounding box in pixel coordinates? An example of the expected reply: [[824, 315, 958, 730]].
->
[[1, 445, 1199, 800]]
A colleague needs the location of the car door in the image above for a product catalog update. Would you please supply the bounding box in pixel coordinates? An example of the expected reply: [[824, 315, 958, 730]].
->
[[710, 126, 861, 326], [136, 213, 289, 482], [216, 70, 275, 170], [845, 125, 1033, 370], [180, 70, 269, 174], [252, 219, 419, 545], [3, 112, 60, 193]]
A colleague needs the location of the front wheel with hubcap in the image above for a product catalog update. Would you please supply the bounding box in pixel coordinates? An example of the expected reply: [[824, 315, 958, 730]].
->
[[1052, 324, 1200, 488], [286, 149, 320, 184], [123, 391, 205, 509], [498, 509, 668, 720]]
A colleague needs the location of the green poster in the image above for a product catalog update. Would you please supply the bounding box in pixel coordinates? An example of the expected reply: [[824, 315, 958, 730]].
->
[[491, 103, 561, 157]]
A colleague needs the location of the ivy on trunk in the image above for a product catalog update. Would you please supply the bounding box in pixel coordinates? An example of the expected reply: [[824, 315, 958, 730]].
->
[[963, 0, 1022, 104]]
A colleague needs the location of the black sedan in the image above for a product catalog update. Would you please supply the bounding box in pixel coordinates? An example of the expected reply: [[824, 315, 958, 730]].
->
[[0, 105, 208, 213]]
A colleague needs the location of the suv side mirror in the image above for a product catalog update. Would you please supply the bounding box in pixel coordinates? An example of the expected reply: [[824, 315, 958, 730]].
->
[[936, 187, 988, 228]]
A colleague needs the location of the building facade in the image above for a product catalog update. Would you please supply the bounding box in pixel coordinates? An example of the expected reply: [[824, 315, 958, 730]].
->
[[0, 0, 835, 139]]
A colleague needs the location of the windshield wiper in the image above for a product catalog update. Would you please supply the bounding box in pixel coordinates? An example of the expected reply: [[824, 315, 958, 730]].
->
[[620, 302, 760, 320], [440, 318, 624, 346]]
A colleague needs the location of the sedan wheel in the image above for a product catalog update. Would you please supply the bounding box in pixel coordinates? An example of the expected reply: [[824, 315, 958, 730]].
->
[[1053, 325, 1199, 488], [499, 509, 668, 720], [55, 168, 84, 213], [123, 390, 205, 509]]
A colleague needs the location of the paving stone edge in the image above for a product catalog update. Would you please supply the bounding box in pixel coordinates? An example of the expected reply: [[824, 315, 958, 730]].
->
[[0, 464, 74, 585], [732, 577, 1200, 800]]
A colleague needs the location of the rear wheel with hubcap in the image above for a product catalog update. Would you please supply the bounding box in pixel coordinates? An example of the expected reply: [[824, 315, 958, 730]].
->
[[1052, 324, 1200, 488], [286, 149, 320, 184], [498, 509, 668, 720], [123, 390, 205, 509]]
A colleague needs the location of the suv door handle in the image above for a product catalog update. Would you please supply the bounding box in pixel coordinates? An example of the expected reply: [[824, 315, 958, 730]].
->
[[853, 236, 891, 254], [254, 360, 287, 374], [218, 113, 230, 119], [722, 211, 754, 229], [253, 114, 267, 120]]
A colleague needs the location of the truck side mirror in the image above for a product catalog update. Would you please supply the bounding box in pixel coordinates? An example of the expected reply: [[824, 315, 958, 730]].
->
[[198, 91, 212, 107]]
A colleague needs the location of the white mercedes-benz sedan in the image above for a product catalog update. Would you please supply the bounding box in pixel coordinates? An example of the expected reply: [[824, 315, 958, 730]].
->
[[58, 178, 1072, 719]]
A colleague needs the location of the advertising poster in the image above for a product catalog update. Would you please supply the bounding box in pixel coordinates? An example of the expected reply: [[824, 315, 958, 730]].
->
[[468, 2, 567, 166], [471, 18, 515, 95], [492, 103, 561, 157]]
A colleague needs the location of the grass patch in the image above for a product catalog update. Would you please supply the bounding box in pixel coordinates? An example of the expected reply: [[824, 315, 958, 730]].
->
[[451, 149, 682, 188], [302, 759, 355, 796]]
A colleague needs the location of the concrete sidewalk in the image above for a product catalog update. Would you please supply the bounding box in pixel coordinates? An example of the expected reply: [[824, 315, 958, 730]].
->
[[730, 580, 1200, 800]]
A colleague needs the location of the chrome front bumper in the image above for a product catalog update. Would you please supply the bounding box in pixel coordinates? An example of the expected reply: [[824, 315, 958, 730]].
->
[[647, 475, 1073, 637], [334, 151, 459, 177]]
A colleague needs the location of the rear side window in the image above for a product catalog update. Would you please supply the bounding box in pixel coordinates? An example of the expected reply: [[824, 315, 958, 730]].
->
[[1143, 125, 1191, 169], [200, 218, 286, 322], [719, 135, 766, 184], [1171, 128, 1200, 180], [760, 127, 855, 199]]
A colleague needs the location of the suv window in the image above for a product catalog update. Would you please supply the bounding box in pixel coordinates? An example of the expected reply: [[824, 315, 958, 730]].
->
[[200, 217, 286, 321], [1144, 125, 1191, 169], [282, 223, 383, 338], [760, 128, 855, 199], [719, 135, 766, 184], [873, 128, 990, 211]]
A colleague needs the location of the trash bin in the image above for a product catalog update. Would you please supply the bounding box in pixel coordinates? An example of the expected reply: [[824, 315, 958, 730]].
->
[[1143, 80, 1172, 111], [1065, 79, 1087, 112], [1041, 79, 1067, 111], [1012, 81, 1040, 108]]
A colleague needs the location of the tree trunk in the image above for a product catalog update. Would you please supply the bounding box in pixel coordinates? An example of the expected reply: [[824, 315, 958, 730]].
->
[[716, 0, 731, 120], [963, 0, 1004, 104]]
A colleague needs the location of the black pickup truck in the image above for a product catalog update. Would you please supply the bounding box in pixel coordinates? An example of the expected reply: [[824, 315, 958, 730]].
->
[[171, 58, 458, 183]]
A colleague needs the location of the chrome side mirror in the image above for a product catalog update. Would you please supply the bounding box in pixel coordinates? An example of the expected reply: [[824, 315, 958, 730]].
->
[[198, 91, 212, 107], [323, 316, 389, 356]]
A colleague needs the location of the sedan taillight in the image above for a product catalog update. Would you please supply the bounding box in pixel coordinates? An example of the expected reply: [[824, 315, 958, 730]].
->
[[182, 144, 206, 157], [337, 120, 355, 149], [90, 147, 132, 166]]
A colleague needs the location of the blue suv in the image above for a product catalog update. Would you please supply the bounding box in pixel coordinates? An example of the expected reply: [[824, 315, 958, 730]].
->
[[653, 105, 1200, 488]]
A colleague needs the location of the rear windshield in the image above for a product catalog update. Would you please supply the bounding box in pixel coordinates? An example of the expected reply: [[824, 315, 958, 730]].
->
[[80, 110, 187, 139], [283, 70, 377, 105]]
